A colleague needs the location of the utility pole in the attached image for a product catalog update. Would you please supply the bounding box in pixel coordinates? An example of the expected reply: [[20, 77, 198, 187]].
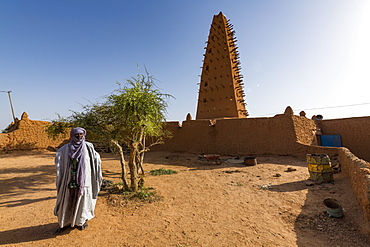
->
[[1, 91, 16, 122]]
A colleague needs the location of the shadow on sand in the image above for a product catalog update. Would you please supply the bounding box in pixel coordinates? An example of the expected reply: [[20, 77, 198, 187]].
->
[[0, 196, 56, 207], [0, 223, 75, 245], [0, 165, 55, 198], [292, 171, 370, 246]]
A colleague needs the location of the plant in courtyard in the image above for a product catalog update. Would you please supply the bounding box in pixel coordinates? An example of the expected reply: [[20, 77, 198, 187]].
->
[[149, 168, 178, 176], [46, 71, 173, 192]]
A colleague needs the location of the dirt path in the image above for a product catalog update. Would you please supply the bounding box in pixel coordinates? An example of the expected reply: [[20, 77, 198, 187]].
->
[[1, 150, 370, 246]]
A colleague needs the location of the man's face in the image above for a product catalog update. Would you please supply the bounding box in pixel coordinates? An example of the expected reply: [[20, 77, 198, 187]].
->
[[74, 133, 84, 140]]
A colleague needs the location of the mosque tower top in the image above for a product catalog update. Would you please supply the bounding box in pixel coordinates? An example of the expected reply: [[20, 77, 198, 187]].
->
[[196, 12, 248, 119]]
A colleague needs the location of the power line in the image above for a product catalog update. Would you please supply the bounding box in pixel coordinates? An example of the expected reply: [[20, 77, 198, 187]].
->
[[260, 102, 370, 116], [296, 102, 370, 112]]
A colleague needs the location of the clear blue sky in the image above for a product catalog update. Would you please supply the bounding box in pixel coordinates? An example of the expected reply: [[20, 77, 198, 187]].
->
[[1, 0, 369, 130]]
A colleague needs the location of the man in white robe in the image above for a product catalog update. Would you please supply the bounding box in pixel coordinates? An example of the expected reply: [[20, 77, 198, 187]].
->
[[54, 127, 102, 234]]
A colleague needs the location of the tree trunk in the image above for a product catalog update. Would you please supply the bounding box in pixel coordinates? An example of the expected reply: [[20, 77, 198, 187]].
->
[[140, 137, 146, 174], [111, 139, 129, 190], [137, 149, 145, 175], [136, 142, 145, 175], [136, 127, 146, 175], [129, 141, 138, 191]]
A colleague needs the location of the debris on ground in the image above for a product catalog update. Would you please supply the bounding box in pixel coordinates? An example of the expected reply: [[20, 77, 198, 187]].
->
[[258, 183, 273, 190], [285, 167, 297, 172], [224, 170, 243, 174], [101, 179, 114, 190]]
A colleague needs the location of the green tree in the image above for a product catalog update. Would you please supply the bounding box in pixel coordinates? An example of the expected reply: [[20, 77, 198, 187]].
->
[[47, 71, 173, 191]]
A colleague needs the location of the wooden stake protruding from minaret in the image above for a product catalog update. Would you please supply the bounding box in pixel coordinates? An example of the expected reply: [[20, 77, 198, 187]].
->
[[196, 12, 248, 120]]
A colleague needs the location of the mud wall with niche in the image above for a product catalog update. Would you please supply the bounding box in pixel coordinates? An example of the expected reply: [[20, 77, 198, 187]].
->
[[319, 117, 370, 162], [0, 112, 69, 151]]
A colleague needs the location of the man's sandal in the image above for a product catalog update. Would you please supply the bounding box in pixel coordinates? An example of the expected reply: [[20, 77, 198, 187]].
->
[[77, 222, 88, 230]]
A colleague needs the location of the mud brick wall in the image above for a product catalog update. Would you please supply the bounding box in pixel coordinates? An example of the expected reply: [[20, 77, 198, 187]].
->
[[153, 112, 317, 156], [0, 112, 68, 151], [292, 115, 318, 145], [339, 148, 370, 227], [320, 117, 370, 162]]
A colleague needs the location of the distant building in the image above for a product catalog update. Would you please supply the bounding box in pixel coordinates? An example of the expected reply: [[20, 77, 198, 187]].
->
[[196, 12, 248, 120]]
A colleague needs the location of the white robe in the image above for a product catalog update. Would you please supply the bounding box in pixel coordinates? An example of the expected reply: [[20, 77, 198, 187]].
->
[[54, 142, 102, 228]]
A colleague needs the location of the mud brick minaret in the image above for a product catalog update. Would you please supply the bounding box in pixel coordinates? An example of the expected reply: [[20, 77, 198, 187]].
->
[[196, 12, 248, 120]]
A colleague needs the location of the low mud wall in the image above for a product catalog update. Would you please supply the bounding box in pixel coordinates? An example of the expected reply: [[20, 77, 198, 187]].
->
[[0, 112, 68, 151], [153, 111, 317, 156], [339, 148, 370, 226], [153, 116, 295, 155]]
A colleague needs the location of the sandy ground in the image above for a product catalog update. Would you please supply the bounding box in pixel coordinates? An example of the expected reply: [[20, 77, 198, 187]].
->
[[1, 150, 370, 247]]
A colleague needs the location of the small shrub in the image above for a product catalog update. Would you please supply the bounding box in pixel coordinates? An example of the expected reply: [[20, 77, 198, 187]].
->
[[133, 187, 156, 200], [108, 182, 161, 203], [149, 168, 178, 176]]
